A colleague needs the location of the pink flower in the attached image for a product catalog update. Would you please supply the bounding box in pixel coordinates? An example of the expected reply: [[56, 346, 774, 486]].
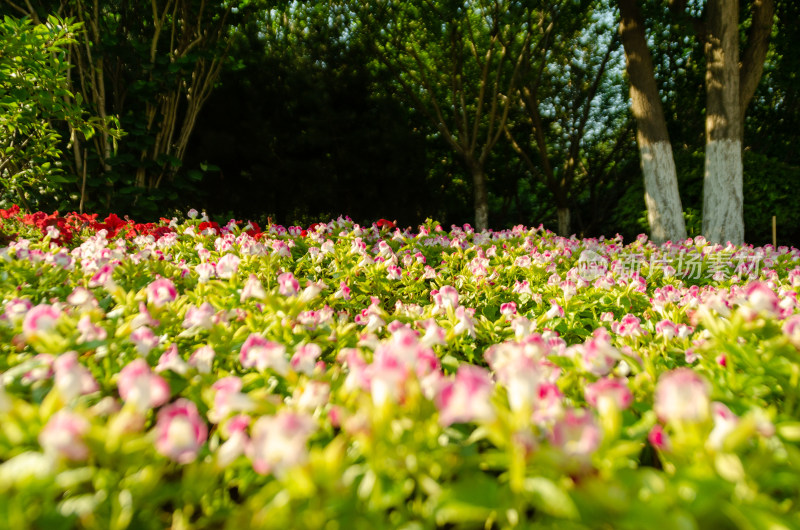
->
[[742, 281, 780, 319], [195, 262, 215, 282], [367, 350, 410, 406], [500, 301, 517, 318], [436, 365, 495, 426], [22, 304, 61, 340], [154, 399, 207, 464], [240, 274, 267, 302], [130, 326, 159, 356], [155, 344, 190, 375], [239, 333, 289, 375], [584, 377, 633, 412], [655, 319, 679, 340], [433, 285, 459, 311], [88, 263, 116, 288], [550, 408, 602, 460], [612, 314, 644, 338], [217, 415, 250, 468], [292, 381, 331, 413], [648, 424, 671, 451], [277, 272, 300, 296], [334, 281, 351, 300], [66, 287, 97, 310], [182, 302, 216, 330], [707, 402, 739, 450], [386, 265, 403, 280], [247, 412, 316, 476], [654, 368, 711, 424], [419, 319, 446, 347], [453, 306, 476, 338], [188, 345, 216, 374], [215, 253, 241, 279], [53, 352, 99, 401], [208, 376, 254, 423], [577, 328, 620, 376], [77, 315, 107, 343], [117, 359, 170, 411], [146, 278, 177, 307], [532, 382, 564, 426], [39, 410, 90, 460], [291, 343, 322, 375], [3, 298, 32, 325], [546, 301, 564, 319]]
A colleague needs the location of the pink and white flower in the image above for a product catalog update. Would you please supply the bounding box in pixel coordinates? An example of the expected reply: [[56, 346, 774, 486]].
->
[[22, 304, 61, 340], [77, 315, 107, 343], [146, 278, 177, 307], [182, 302, 216, 330], [155, 344, 190, 375], [240, 274, 267, 302], [208, 376, 254, 423], [154, 398, 207, 464], [39, 410, 90, 461], [436, 365, 495, 426], [654, 368, 711, 424], [576, 328, 620, 376], [584, 377, 633, 412], [129, 326, 159, 356], [277, 272, 300, 296], [239, 333, 289, 375], [53, 351, 99, 400], [117, 359, 170, 411], [247, 412, 316, 476], [215, 253, 241, 279], [216, 415, 250, 468], [291, 343, 323, 375], [550, 408, 602, 461], [188, 345, 216, 374]]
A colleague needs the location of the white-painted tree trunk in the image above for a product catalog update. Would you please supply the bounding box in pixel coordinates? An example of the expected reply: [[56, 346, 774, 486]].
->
[[702, 139, 744, 245], [641, 141, 687, 244], [557, 207, 570, 237]]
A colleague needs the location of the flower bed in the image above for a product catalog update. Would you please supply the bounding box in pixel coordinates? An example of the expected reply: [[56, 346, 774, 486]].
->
[[1, 207, 799, 528]]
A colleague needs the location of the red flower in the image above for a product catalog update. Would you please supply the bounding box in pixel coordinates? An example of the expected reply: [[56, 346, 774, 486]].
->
[[0, 205, 20, 219], [376, 219, 396, 230]]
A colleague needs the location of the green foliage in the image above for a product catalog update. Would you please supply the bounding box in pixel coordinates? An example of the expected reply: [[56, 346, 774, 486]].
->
[[0, 15, 119, 211]]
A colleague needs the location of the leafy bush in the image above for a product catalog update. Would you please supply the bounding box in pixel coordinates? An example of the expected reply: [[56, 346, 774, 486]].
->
[[0, 15, 120, 212]]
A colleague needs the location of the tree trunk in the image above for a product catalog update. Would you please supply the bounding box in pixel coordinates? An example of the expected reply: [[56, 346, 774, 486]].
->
[[619, 0, 687, 244], [702, 0, 744, 245], [471, 164, 489, 231], [557, 207, 570, 237]]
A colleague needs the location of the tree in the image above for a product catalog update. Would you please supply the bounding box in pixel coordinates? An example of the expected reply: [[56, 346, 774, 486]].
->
[[357, 0, 532, 231], [618, 0, 686, 243], [0, 14, 119, 211], [701, 0, 773, 244], [4, 0, 242, 216], [505, 0, 626, 237]]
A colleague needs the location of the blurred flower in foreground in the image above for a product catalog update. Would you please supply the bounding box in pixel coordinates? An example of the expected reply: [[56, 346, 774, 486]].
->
[[247, 411, 315, 476], [654, 368, 711, 424], [53, 352, 99, 401], [550, 408, 602, 462], [117, 359, 170, 411], [155, 398, 208, 464], [39, 410, 90, 461], [436, 365, 494, 426]]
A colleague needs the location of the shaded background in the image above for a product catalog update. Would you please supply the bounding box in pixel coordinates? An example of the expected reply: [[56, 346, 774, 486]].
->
[[1, 0, 798, 245]]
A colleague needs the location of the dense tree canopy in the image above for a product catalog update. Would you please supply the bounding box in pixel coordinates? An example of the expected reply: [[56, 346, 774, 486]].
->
[[0, 0, 797, 244]]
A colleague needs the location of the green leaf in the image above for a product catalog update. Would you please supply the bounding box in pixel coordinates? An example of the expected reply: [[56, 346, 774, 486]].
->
[[523, 477, 579, 520]]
